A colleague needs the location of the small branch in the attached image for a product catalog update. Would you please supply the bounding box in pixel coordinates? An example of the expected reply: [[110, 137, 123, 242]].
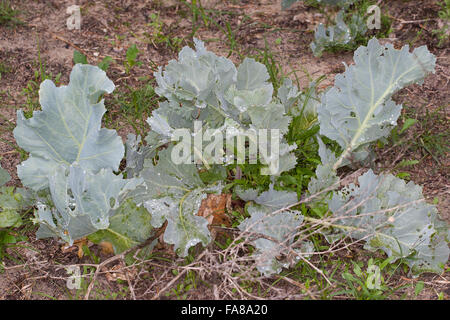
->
[[0, 150, 18, 156], [51, 33, 88, 56], [84, 252, 125, 300], [277, 276, 317, 300], [151, 250, 208, 300], [386, 13, 436, 25], [84, 228, 164, 300], [124, 262, 136, 300]]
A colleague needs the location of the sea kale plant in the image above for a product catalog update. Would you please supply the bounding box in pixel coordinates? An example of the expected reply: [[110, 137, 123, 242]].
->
[[0, 165, 22, 229], [11, 38, 449, 276], [282, 0, 388, 57]]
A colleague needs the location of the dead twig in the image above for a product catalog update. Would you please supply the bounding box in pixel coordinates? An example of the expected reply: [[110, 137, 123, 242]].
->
[[84, 226, 165, 300], [151, 250, 208, 300], [50, 33, 88, 56]]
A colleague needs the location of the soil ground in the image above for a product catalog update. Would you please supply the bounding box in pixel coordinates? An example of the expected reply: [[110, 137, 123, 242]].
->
[[0, 0, 448, 300]]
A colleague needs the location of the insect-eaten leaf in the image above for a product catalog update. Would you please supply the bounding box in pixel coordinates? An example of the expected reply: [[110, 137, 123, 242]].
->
[[140, 146, 223, 257], [88, 199, 155, 254], [325, 169, 449, 275]]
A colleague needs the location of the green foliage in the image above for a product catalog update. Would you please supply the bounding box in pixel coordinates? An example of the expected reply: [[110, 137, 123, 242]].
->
[[335, 257, 405, 299], [10, 38, 449, 279], [0, 0, 22, 27], [98, 56, 113, 72], [88, 199, 155, 254], [0, 186, 22, 228], [143, 13, 183, 51], [282, 0, 354, 10], [109, 80, 159, 137], [124, 44, 142, 73], [0, 166, 22, 229], [283, 0, 392, 56], [433, 0, 450, 48]]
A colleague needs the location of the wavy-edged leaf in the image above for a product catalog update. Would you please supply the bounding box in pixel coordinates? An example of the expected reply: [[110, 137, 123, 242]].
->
[[140, 146, 222, 256], [149, 39, 296, 176], [318, 38, 436, 169], [35, 164, 145, 245], [311, 11, 352, 57], [308, 40, 436, 195], [307, 137, 338, 196], [238, 205, 304, 276], [236, 184, 298, 210], [278, 78, 301, 112], [14, 64, 123, 191], [88, 199, 154, 254], [326, 169, 449, 274], [154, 38, 237, 112]]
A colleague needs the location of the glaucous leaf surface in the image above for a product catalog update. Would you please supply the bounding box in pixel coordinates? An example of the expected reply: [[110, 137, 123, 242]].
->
[[236, 184, 298, 210], [0, 165, 11, 186], [14, 64, 123, 191], [307, 137, 339, 196], [149, 39, 296, 175], [236, 184, 309, 275], [326, 169, 449, 274], [88, 199, 154, 254], [311, 11, 352, 57], [238, 205, 304, 275], [140, 146, 222, 256], [318, 38, 436, 169]]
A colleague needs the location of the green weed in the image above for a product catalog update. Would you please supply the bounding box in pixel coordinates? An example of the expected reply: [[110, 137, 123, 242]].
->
[[0, 0, 22, 27], [433, 0, 450, 47]]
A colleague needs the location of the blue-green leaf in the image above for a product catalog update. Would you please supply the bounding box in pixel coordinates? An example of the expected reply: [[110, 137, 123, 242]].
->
[[14, 64, 123, 191], [326, 170, 449, 274], [319, 38, 436, 170]]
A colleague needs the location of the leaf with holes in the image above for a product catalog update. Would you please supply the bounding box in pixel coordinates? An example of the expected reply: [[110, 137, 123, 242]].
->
[[35, 164, 145, 245], [325, 169, 449, 274], [140, 146, 223, 257]]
